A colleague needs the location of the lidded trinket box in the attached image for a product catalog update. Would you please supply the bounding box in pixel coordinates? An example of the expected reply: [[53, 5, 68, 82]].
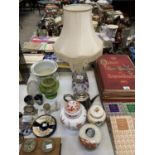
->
[[79, 123, 102, 149], [87, 105, 106, 127]]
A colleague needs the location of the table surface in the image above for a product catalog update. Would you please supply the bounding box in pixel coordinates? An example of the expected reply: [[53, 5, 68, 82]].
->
[[19, 70, 115, 155]]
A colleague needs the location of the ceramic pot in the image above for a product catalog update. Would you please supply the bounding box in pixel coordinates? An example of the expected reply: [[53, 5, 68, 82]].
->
[[87, 105, 106, 127], [24, 95, 34, 105], [60, 100, 86, 130], [79, 123, 102, 149], [34, 94, 43, 105]]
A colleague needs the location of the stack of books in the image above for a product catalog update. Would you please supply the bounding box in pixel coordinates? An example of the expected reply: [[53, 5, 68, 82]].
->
[[95, 54, 135, 102], [22, 42, 54, 53]]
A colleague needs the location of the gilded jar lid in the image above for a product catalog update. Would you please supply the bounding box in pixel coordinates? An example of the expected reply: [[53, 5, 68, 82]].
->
[[89, 105, 105, 119], [65, 100, 81, 117]]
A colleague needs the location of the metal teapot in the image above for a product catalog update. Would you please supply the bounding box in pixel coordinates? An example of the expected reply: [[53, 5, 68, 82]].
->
[[63, 92, 99, 110]]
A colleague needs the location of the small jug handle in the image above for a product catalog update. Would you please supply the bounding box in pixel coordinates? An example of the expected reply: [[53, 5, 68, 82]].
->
[[63, 94, 74, 102]]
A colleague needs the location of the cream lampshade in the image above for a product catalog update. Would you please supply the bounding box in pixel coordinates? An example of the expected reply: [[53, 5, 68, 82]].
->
[[53, 4, 103, 72]]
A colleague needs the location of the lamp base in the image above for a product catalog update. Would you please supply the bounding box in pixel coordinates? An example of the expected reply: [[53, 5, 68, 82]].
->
[[72, 71, 89, 94]]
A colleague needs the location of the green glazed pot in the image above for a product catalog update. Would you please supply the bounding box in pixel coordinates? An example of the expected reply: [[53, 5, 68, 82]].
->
[[45, 93, 57, 99], [41, 77, 56, 88], [39, 77, 59, 99]]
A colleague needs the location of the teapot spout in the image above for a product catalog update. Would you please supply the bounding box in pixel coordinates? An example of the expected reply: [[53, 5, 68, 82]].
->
[[90, 94, 99, 105]]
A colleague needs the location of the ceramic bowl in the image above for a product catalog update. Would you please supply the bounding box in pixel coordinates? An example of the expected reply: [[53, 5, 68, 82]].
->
[[32, 115, 57, 138], [31, 60, 58, 77]]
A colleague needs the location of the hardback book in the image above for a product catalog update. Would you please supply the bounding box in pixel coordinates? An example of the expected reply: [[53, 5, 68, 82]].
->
[[108, 116, 135, 155], [23, 54, 44, 64], [95, 54, 135, 102]]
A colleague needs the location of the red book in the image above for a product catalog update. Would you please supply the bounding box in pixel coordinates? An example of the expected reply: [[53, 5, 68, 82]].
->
[[95, 54, 135, 102]]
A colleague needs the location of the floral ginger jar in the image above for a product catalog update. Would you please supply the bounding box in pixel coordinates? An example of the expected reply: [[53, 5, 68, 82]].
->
[[60, 100, 86, 130]]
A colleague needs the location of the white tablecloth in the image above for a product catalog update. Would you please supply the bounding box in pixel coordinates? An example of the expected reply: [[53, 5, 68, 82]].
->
[[19, 71, 114, 155]]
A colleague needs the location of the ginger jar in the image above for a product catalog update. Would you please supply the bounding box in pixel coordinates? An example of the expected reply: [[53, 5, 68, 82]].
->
[[60, 100, 86, 130], [87, 105, 106, 127]]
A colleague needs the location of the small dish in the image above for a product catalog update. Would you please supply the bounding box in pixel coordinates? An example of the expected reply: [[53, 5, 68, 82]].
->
[[42, 139, 55, 153], [23, 138, 37, 153], [32, 115, 57, 137]]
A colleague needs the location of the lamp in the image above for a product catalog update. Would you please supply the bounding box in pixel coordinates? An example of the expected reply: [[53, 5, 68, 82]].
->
[[53, 4, 103, 93]]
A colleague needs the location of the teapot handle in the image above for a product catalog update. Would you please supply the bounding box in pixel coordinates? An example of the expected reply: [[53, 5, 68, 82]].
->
[[63, 94, 74, 102]]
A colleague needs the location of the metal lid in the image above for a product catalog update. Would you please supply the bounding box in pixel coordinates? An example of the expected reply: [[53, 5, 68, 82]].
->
[[74, 92, 89, 102]]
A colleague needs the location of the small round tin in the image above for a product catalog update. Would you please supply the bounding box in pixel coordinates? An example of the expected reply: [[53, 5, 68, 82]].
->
[[42, 139, 55, 153], [23, 138, 37, 153]]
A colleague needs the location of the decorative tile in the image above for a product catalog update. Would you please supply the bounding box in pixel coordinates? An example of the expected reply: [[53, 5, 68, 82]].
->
[[103, 102, 135, 116], [116, 118, 128, 130], [109, 104, 119, 112], [127, 104, 135, 112]]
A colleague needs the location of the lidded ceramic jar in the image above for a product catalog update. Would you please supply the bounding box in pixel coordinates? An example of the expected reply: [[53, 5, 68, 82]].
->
[[87, 105, 106, 127], [60, 100, 86, 130], [79, 123, 102, 149]]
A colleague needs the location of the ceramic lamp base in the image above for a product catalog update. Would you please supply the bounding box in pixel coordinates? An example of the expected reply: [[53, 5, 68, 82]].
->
[[72, 71, 89, 94]]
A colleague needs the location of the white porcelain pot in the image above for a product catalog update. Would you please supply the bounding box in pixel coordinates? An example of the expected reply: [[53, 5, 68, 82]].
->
[[87, 105, 106, 127], [60, 100, 86, 130], [31, 60, 58, 77], [79, 123, 102, 149]]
